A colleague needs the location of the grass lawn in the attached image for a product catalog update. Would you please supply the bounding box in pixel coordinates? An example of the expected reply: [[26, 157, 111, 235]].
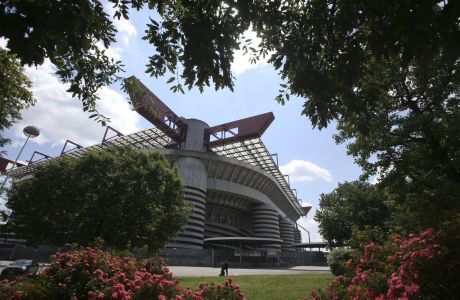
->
[[177, 274, 334, 300]]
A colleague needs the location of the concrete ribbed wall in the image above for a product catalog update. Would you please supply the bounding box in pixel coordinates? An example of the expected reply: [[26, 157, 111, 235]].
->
[[170, 119, 209, 248], [169, 186, 206, 248], [204, 204, 252, 238], [204, 223, 249, 238], [293, 228, 302, 251], [293, 228, 301, 244], [252, 204, 281, 248], [279, 218, 295, 251], [165, 118, 304, 250]]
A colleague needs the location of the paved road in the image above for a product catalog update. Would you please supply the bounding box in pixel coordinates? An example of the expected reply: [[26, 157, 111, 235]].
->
[[1, 260, 330, 277], [169, 266, 330, 277]]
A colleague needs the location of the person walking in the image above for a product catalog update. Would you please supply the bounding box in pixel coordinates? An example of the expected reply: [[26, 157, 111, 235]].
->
[[220, 260, 229, 276]]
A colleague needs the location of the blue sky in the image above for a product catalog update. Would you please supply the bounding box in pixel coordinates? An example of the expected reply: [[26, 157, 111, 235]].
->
[[0, 5, 364, 242]]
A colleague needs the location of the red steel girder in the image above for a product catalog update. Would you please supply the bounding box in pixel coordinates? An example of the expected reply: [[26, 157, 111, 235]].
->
[[206, 112, 275, 147], [301, 206, 312, 216], [126, 76, 187, 142], [0, 157, 25, 173]]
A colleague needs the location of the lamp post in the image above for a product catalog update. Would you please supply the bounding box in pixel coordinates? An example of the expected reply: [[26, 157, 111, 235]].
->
[[0, 126, 40, 192]]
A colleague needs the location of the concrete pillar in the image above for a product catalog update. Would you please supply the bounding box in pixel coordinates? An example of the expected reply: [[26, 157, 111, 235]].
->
[[168, 119, 208, 249], [293, 228, 302, 251], [251, 204, 281, 248], [279, 218, 295, 251]]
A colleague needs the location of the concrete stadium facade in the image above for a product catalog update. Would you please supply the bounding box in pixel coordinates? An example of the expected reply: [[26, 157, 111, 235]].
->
[[5, 77, 310, 254], [159, 118, 306, 251]]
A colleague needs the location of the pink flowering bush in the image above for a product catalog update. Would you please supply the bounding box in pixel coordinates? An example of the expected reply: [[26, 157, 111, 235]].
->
[[193, 277, 246, 300], [0, 248, 246, 300], [307, 229, 460, 299]]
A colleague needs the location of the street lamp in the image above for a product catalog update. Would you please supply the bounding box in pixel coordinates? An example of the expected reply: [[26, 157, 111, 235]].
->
[[0, 125, 40, 192]]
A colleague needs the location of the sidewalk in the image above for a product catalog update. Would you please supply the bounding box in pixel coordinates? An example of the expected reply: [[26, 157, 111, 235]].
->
[[168, 266, 330, 277], [0, 260, 330, 277]]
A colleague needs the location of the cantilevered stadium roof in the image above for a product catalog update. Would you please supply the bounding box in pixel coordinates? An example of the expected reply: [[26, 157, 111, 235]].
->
[[6, 127, 302, 215], [210, 138, 299, 211], [6, 127, 173, 178]]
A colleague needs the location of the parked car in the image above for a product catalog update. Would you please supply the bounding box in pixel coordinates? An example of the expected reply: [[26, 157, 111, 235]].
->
[[1, 259, 39, 277]]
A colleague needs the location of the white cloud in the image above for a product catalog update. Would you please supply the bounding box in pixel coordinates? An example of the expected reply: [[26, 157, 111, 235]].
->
[[10, 59, 142, 149], [105, 46, 123, 61], [280, 159, 332, 182], [115, 18, 138, 45], [96, 86, 140, 134], [0, 37, 7, 49], [103, 3, 138, 45], [96, 41, 123, 61], [232, 30, 269, 74]]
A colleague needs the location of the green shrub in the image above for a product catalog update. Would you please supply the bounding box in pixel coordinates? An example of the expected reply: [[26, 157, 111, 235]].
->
[[348, 225, 387, 249], [327, 247, 353, 276]]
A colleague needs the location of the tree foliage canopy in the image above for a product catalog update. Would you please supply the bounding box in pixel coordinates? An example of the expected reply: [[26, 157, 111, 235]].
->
[[314, 181, 392, 246], [4, 146, 189, 251], [0, 0, 121, 124], [0, 48, 34, 152]]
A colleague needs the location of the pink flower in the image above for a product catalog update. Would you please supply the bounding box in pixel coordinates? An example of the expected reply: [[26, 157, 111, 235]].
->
[[405, 283, 420, 296], [309, 291, 320, 300], [419, 228, 434, 239], [13, 290, 24, 298], [88, 290, 97, 298]]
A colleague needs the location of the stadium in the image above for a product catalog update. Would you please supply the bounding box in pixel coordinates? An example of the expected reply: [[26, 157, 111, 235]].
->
[[5, 77, 316, 265]]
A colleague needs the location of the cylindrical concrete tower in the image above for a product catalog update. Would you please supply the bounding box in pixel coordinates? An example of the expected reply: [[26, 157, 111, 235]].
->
[[279, 218, 295, 251], [169, 119, 208, 249], [251, 204, 281, 248], [293, 227, 302, 251]]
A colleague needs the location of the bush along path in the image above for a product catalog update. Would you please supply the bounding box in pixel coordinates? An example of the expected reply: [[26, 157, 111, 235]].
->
[[0, 247, 246, 300]]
